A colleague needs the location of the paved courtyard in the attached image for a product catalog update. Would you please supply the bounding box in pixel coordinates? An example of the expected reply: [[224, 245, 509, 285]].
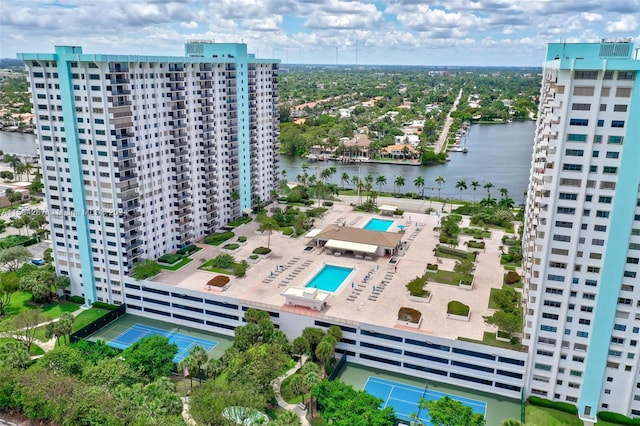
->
[[151, 197, 515, 341]]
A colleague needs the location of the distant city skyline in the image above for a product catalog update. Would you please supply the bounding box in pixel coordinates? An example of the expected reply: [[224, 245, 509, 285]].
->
[[2, 0, 639, 66]]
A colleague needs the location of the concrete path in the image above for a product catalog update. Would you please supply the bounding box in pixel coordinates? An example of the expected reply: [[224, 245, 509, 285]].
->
[[435, 88, 463, 154], [271, 355, 311, 426]]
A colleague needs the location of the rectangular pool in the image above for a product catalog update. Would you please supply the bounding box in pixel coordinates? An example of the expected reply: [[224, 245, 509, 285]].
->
[[364, 218, 394, 232], [305, 264, 353, 293]]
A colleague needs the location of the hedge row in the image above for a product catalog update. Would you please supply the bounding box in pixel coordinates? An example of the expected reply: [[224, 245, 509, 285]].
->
[[598, 411, 640, 425], [177, 244, 197, 255], [158, 253, 182, 264], [69, 295, 85, 304], [92, 301, 118, 311], [437, 245, 476, 260], [527, 396, 578, 415], [203, 231, 235, 244]]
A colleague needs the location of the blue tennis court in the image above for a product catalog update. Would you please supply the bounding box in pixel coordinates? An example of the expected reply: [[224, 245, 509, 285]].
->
[[364, 376, 487, 424], [108, 323, 217, 363]]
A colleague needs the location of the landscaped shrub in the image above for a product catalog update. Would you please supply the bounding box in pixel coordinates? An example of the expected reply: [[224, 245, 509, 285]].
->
[[92, 301, 118, 311], [447, 301, 470, 316], [504, 271, 521, 285], [467, 240, 485, 249], [426, 263, 438, 271], [398, 307, 422, 323], [527, 396, 577, 415], [158, 253, 183, 264], [249, 254, 259, 260], [203, 231, 235, 245], [437, 245, 476, 260], [597, 411, 640, 425], [406, 276, 428, 297], [502, 236, 517, 246], [69, 295, 85, 304], [253, 247, 272, 255], [209, 254, 236, 269], [0, 235, 31, 249], [306, 207, 328, 218], [280, 227, 294, 236], [228, 216, 252, 227], [222, 243, 240, 250], [237, 236, 247, 243], [207, 275, 230, 287], [322, 201, 333, 207], [394, 208, 404, 215], [176, 244, 197, 255]]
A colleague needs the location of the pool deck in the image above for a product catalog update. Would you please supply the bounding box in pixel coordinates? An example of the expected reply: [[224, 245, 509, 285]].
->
[[149, 198, 514, 341]]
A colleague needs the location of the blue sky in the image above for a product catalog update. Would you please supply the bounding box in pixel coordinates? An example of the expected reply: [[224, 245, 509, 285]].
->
[[2, 0, 639, 66]]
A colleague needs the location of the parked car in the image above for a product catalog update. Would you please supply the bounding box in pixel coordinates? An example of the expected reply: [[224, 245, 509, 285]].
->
[[30, 258, 45, 266]]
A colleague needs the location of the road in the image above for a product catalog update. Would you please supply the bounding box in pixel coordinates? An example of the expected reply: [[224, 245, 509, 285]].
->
[[435, 88, 463, 154]]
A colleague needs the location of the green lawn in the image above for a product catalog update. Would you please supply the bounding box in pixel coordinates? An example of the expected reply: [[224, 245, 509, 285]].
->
[[426, 269, 469, 286], [4, 291, 35, 316], [227, 216, 252, 227], [0, 337, 44, 355], [435, 246, 475, 261], [488, 287, 522, 310], [525, 405, 618, 426], [459, 331, 524, 351], [158, 256, 193, 271], [40, 301, 81, 320], [72, 308, 109, 332]]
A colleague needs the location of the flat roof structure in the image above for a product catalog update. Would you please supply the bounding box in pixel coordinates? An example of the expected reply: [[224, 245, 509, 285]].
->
[[314, 224, 402, 249], [325, 239, 377, 254]]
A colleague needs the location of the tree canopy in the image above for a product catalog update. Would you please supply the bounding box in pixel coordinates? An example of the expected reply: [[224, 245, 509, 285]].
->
[[121, 335, 178, 380]]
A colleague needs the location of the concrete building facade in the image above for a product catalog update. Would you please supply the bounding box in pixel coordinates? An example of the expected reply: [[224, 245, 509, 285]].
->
[[523, 40, 640, 421], [17, 43, 280, 305]]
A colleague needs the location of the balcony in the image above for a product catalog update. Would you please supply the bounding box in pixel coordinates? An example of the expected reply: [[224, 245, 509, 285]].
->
[[118, 190, 139, 202], [122, 220, 142, 232], [125, 240, 144, 251]]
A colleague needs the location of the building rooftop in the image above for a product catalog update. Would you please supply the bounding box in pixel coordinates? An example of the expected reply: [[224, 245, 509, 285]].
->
[[149, 201, 513, 341]]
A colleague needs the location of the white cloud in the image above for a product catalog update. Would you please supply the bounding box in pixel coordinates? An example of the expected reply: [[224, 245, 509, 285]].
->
[[181, 21, 198, 29], [581, 12, 603, 23], [606, 15, 639, 32]]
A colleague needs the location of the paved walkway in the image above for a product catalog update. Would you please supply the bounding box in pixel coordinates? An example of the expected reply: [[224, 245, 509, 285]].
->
[[435, 87, 463, 154], [1, 304, 88, 352], [272, 355, 311, 426]]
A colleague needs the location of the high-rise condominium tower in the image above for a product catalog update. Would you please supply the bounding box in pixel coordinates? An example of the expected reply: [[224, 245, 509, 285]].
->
[[18, 43, 280, 305], [523, 40, 640, 422]]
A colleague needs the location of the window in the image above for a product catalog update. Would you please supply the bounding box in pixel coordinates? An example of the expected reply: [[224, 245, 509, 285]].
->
[[627, 257, 639, 264], [594, 225, 607, 232], [559, 193, 577, 200], [571, 103, 591, 111], [569, 118, 589, 126], [553, 235, 571, 242], [577, 331, 589, 338], [616, 87, 632, 97], [573, 86, 595, 96], [613, 104, 628, 112], [603, 166, 618, 174], [599, 196, 612, 204], [540, 325, 558, 332], [567, 133, 587, 142], [565, 149, 584, 156], [596, 211, 609, 218], [597, 119, 605, 127], [555, 221, 573, 229], [548, 274, 566, 282], [600, 104, 607, 112], [617, 71, 635, 80], [611, 120, 625, 128], [608, 136, 624, 144], [574, 71, 597, 79], [606, 151, 620, 159], [557, 207, 576, 214]]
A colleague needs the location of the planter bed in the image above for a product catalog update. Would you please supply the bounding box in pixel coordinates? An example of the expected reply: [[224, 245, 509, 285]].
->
[[408, 294, 432, 303]]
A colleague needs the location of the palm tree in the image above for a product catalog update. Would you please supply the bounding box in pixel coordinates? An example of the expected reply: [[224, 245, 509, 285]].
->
[[376, 175, 387, 195], [205, 358, 223, 381], [351, 175, 360, 190], [23, 163, 33, 182], [281, 169, 287, 181], [394, 176, 405, 195], [303, 371, 321, 416], [483, 182, 494, 198], [292, 336, 309, 368], [501, 419, 522, 426], [414, 176, 425, 199], [470, 180, 480, 202], [190, 345, 209, 384], [179, 356, 198, 389], [455, 180, 467, 201], [315, 340, 335, 376], [288, 374, 306, 405], [11, 217, 25, 236], [341, 172, 350, 189], [257, 215, 279, 249], [499, 187, 509, 199], [319, 168, 331, 183], [435, 176, 445, 201]]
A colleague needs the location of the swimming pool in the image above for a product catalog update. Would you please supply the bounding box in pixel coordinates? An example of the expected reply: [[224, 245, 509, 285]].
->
[[305, 264, 353, 292], [364, 218, 394, 232]]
